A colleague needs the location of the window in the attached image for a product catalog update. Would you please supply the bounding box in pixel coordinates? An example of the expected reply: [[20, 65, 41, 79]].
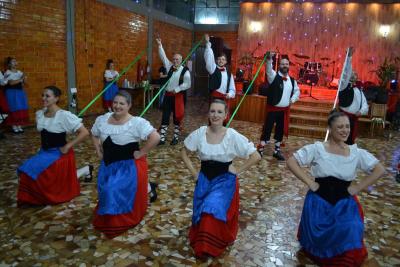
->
[[194, 0, 240, 24]]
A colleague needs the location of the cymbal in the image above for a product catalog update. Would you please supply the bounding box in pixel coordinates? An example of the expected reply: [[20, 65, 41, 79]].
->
[[293, 53, 310, 59], [320, 57, 331, 60]]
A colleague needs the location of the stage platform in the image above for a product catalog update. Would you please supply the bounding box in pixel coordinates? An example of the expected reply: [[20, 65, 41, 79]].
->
[[231, 85, 379, 139]]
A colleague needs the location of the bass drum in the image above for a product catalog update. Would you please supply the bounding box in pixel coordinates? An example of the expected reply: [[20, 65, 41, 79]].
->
[[303, 71, 319, 85]]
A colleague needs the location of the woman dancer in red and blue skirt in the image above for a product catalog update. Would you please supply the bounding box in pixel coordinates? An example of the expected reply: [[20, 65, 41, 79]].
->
[[3, 57, 29, 133], [17, 86, 90, 206], [91, 90, 160, 238], [287, 110, 385, 266], [103, 59, 119, 112], [181, 98, 261, 258]]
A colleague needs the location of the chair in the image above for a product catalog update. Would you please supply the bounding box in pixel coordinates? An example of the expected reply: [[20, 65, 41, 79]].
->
[[370, 103, 387, 136]]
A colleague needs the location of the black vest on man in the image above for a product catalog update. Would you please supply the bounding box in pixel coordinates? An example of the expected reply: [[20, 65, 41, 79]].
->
[[266, 75, 295, 106], [208, 68, 231, 93], [166, 66, 189, 103], [339, 84, 355, 108], [167, 66, 189, 85]]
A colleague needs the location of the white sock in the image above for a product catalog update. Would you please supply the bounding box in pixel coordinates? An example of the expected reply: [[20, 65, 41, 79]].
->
[[148, 183, 151, 193], [77, 165, 90, 178], [12, 125, 18, 131]]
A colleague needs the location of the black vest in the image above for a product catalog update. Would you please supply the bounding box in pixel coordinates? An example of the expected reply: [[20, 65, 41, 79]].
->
[[266, 75, 295, 106], [102, 136, 139, 166], [40, 129, 67, 150], [166, 66, 188, 104], [200, 160, 232, 180], [5, 82, 23, 89], [339, 84, 355, 108], [166, 66, 189, 85], [208, 67, 231, 93], [314, 176, 351, 205]]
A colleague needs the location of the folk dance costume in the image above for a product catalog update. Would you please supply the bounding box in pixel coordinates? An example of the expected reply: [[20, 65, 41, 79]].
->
[[204, 40, 235, 124], [158, 45, 191, 145], [184, 126, 256, 257], [0, 71, 9, 115], [259, 58, 300, 160], [293, 142, 379, 266], [338, 57, 368, 145], [91, 113, 155, 238], [3, 69, 29, 128], [103, 69, 119, 110], [17, 110, 82, 205]]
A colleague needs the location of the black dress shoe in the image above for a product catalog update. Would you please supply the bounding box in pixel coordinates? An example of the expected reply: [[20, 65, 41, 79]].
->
[[170, 137, 179, 146], [158, 140, 166, 146], [149, 182, 158, 203], [273, 150, 285, 161], [256, 144, 265, 157], [396, 173, 400, 183], [84, 164, 94, 182]]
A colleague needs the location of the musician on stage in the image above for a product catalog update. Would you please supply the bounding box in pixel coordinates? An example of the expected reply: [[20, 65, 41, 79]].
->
[[258, 52, 300, 161], [156, 38, 191, 146], [204, 34, 235, 124], [338, 47, 368, 145]]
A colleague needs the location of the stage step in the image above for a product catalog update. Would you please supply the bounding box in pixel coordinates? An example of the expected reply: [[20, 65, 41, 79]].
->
[[291, 105, 331, 117], [290, 114, 328, 127], [290, 98, 332, 138], [293, 98, 334, 109], [289, 124, 327, 139]]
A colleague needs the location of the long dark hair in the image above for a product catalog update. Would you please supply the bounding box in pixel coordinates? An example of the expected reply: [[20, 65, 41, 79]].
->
[[5, 56, 15, 69], [44, 85, 62, 97], [106, 59, 114, 69]]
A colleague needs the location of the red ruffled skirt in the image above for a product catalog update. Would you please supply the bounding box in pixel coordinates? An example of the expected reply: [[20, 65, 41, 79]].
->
[[17, 149, 80, 205], [299, 196, 368, 267], [189, 180, 239, 258], [92, 157, 148, 239], [0, 90, 9, 113], [5, 110, 30, 126]]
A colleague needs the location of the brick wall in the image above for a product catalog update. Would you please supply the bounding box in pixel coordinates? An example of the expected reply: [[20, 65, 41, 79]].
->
[[194, 31, 239, 74], [74, 0, 148, 114], [0, 0, 196, 119], [152, 20, 193, 79], [0, 0, 67, 120]]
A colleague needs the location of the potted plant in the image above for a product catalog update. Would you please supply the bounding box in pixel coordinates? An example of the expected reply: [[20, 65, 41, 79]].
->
[[374, 56, 399, 104]]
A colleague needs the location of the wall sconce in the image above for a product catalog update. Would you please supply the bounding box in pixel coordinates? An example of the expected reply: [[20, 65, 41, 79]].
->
[[379, 25, 391, 38], [249, 21, 262, 33]]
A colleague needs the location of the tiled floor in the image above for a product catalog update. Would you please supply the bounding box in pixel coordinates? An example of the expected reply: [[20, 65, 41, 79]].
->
[[1, 99, 399, 266]]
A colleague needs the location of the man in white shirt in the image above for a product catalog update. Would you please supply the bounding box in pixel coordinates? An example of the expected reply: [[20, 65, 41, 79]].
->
[[204, 34, 235, 124], [258, 52, 300, 161], [338, 47, 369, 145], [156, 38, 191, 145]]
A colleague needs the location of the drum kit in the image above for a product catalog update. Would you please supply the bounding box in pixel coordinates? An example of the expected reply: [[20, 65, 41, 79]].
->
[[296, 54, 333, 87]]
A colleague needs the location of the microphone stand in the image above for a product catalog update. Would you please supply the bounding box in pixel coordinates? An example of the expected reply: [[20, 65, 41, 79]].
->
[[308, 44, 319, 100]]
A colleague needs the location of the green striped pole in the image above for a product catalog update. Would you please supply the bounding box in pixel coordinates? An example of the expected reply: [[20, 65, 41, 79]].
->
[[139, 37, 204, 117], [226, 53, 267, 127]]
